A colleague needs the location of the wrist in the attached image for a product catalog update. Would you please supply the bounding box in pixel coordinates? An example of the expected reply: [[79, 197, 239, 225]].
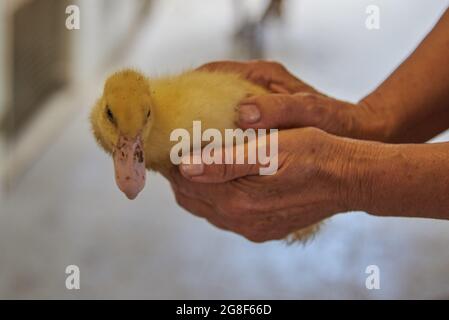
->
[[320, 134, 386, 213], [289, 93, 397, 142], [357, 92, 398, 142]]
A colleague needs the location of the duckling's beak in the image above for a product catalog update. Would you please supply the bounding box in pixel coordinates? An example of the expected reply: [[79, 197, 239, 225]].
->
[[113, 134, 146, 200]]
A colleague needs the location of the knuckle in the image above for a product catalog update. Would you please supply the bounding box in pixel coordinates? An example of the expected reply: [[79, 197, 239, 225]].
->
[[298, 127, 327, 146], [301, 126, 323, 136], [198, 62, 215, 70], [278, 97, 294, 114], [264, 60, 282, 68], [252, 95, 272, 109], [301, 94, 330, 117], [251, 60, 283, 72], [250, 59, 265, 66], [202, 62, 214, 67], [299, 93, 320, 106], [257, 95, 289, 115]]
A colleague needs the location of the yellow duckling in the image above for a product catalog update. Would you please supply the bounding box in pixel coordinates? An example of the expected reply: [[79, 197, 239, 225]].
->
[[90, 69, 320, 242]]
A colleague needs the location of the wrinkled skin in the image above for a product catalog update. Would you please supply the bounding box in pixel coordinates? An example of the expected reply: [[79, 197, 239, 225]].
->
[[169, 128, 348, 242], [200, 60, 393, 142], [168, 7, 449, 243]]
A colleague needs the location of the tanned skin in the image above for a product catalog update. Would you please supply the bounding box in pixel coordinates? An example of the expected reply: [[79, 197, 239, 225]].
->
[[169, 9, 449, 242]]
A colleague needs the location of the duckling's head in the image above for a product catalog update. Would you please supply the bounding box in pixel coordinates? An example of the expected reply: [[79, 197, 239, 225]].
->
[[90, 69, 153, 199]]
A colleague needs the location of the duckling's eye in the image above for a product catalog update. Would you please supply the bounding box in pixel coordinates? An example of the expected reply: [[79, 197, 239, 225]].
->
[[106, 106, 115, 123]]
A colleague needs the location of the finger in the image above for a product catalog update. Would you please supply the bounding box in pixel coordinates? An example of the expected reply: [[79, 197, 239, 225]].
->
[[171, 186, 213, 219], [171, 170, 253, 229], [269, 83, 291, 94], [197, 61, 270, 88], [171, 172, 250, 232], [170, 168, 220, 200], [179, 135, 277, 183], [197, 61, 248, 74], [172, 191, 230, 231], [237, 93, 331, 130]]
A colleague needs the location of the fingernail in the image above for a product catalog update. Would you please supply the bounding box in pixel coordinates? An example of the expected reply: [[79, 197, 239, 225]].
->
[[180, 155, 204, 177], [239, 104, 261, 123]]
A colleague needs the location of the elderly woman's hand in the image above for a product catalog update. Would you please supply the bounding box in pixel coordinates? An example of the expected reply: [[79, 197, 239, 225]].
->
[[198, 60, 395, 142], [169, 128, 361, 242]]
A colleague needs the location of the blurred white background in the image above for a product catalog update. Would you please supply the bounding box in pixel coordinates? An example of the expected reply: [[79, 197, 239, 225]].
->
[[0, 0, 449, 299]]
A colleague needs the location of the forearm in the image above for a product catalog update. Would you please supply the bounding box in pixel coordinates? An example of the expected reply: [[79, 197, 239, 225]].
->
[[390, 107, 449, 143], [332, 137, 449, 219], [360, 9, 449, 143]]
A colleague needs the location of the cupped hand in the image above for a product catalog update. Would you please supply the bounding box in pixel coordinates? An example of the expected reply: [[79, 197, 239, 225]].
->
[[169, 128, 352, 243]]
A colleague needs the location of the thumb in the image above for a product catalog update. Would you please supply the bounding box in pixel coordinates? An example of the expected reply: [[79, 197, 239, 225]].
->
[[179, 137, 277, 183], [237, 93, 331, 130]]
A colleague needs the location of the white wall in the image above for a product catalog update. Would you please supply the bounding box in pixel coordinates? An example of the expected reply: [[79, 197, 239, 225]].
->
[[0, 0, 7, 190], [0, 0, 7, 119], [70, 0, 143, 87]]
